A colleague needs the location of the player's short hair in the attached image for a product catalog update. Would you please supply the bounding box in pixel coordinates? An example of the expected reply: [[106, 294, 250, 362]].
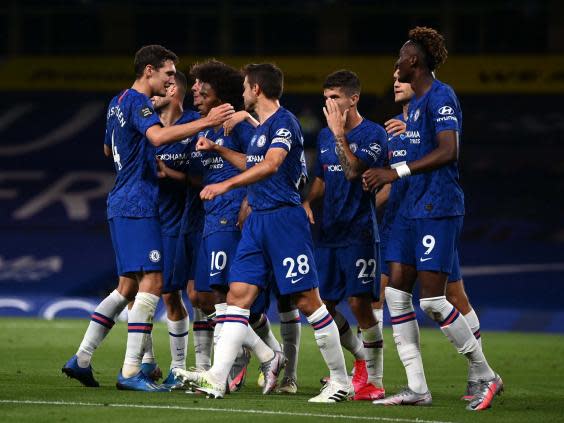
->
[[174, 70, 188, 98], [323, 70, 361, 96], [408, 26, 448, 71], [190, 60, 244, 110], [134, 45, 178, 78], [243, 63, 284, 100]]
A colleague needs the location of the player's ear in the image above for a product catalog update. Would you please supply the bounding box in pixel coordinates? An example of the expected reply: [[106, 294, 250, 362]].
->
[[145, 64, 154, 78]]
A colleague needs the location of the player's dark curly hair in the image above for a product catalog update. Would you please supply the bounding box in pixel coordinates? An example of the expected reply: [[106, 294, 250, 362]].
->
[[323, 69, 361, 96], [134, 45, 178, 78], [408, 26, 448, 71], [190, 60, 244, 110]]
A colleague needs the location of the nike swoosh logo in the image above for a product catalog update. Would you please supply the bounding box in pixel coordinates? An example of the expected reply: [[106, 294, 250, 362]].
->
[[291, 277, 304, 284], [209, 271, 221, 276], [419, 257, 433, 262], [360, 279, 372, 285], [320, 149, 329, 153]]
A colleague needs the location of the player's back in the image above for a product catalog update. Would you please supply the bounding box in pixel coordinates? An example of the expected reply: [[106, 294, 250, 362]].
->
[[246, 107, 307, 211], [403, 79, 464, 219], [105, 88, 162, 219]]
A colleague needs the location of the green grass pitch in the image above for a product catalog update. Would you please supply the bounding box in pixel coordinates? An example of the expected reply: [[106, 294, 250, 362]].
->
[[1, 318, 563, 422]]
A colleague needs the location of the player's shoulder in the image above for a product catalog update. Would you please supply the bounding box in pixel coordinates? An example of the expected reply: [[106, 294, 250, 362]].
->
[[233, 120, 255, 135], [359, 118, 387, 140], [271, 107, 300, 133], [179, 110, 200, 124], [430, 80, 459, 103]]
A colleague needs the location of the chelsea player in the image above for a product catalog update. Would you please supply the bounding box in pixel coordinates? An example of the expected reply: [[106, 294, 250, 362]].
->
[[62, 45, 234, 392], [175, 63, 351, 403], [364, 28, 502, 411], [302, 70, 386, 401], [378, 68, 488, 402]]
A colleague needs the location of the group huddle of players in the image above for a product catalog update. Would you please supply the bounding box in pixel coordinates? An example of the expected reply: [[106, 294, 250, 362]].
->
[[62, 26, 503, 411]]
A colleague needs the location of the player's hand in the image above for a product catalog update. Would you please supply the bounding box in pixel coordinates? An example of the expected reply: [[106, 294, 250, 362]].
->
[[223, 111, 249, 136], [384, 118, 407, 137], [156, 158, 168, 178], [323, 98, 347, 139], [362, 168, 398, 191], [302, 201, 315, 224], [206, 103, 235, 127], [196, 136, 215, 152], [200, 182, 229, 201]]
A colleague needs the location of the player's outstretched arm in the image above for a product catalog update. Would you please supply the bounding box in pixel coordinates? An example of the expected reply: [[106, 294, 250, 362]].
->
[[302, 177, 325, 224], [200, 148, 287, 201], [196, 136, 247, 171], [324, 99, 367, 180], [146, 104, 235, 147]]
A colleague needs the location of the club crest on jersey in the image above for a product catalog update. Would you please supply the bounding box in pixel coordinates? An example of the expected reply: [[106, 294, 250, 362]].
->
[[215, 138, 224, 146], [275, 128, 292, 138], [139, 107, 154, 118], [257, 135, 267, 147], [149, 250, 161, 263], [438, 106, 454, 115]]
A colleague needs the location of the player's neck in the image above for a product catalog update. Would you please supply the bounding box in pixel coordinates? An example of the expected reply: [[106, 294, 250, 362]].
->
[[344, 108, 363, 133], [411, 71, 435, 98], [256, 98, 280, 124], [131, 79, 152, 98], [159, 104, 183, 127]]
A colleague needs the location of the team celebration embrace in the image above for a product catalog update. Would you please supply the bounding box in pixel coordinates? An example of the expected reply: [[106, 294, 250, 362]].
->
[[61, 26, 502, 412]]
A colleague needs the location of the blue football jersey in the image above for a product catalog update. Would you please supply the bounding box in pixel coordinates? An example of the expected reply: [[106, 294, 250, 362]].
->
[[156, 110, 200, 236], [105, 89, 162, 219], [403, 79, 464, 218], [199, 121, 253, 236], [381, 113, 412, 235], [313, 119, 387, 247], [180, 137, 205, 235], [246, 107, 307, 211]]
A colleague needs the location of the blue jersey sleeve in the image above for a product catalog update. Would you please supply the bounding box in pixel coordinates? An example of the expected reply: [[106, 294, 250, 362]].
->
[[130, 96, 161, 136], [233, 121, 255, 153], [355, 125, 387, 168], [267, 118, 296, 153], [429, 88, 461, 135]]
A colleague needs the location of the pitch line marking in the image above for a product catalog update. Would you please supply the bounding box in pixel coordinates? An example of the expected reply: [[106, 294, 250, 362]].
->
[[0, 399, 458, 423]]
